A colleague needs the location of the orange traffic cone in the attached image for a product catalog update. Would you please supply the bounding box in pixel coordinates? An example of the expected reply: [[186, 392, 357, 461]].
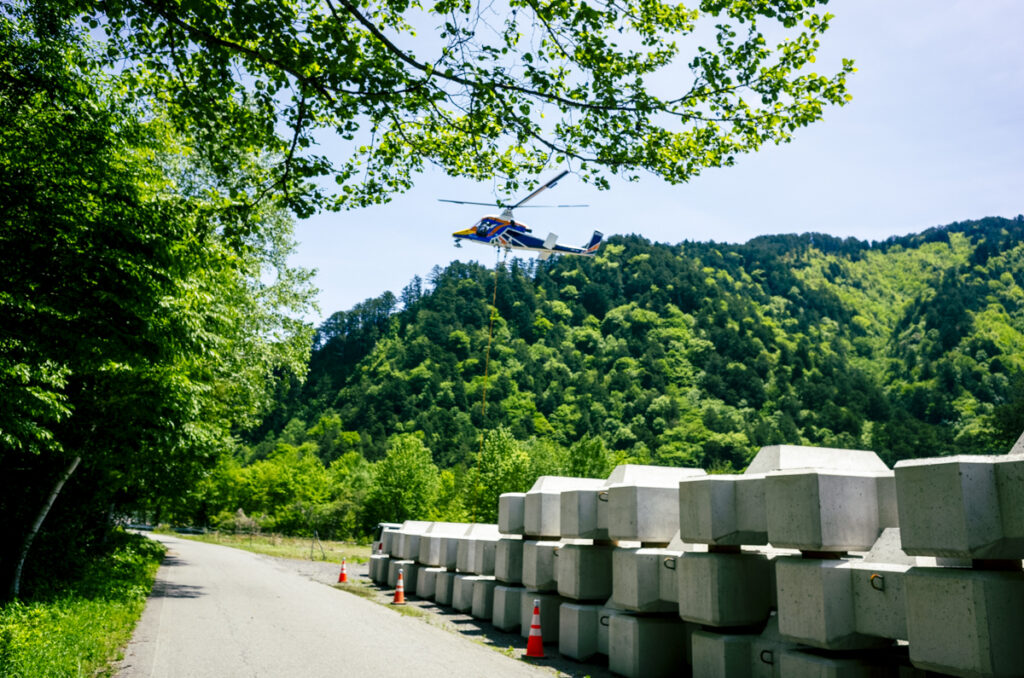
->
[[392, 568, 406, 605], [337, 559, 348, 583], [525, 599, 545, 658]]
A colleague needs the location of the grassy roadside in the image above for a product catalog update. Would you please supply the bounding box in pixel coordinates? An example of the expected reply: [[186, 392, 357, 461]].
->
[[176, 531, 372, 564], [0, 531, 164, 677]]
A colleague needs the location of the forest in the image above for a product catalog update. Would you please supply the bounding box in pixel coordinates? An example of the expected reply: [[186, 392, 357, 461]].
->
[[184, 216, 1024, 538]]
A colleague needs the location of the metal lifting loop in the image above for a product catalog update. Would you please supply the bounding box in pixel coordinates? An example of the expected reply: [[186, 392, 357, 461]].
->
[[759, 650, 774, 665], [663, 557, 677, 570], [869, 573, 885, 591], [597, 490, 609, 502], [599, 616, 610, 627]]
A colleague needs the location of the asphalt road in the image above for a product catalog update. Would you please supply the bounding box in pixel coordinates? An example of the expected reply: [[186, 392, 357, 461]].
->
[[117, 534, 555, 678]]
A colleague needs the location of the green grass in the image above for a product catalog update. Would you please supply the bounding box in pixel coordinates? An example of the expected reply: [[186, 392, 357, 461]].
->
[[180, 531, 371, 564], [0, 531, 164, 678]]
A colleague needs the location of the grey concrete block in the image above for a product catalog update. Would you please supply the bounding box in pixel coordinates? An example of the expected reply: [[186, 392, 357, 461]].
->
[[597, 606, 627, 656], [778, 648, 901, 677], [905, 566, 1024, 677], [416, 566, 445, 598], [369, 554, 389, 583], [494, 536, 524, 584], [471, 576, 498, 620], [691, 629, 754, 678], [775, 556, 893, 651], [522, 540, 560, 592], [388, 559, 416, 588], [750, 615, 800, 678], [492, 585, 523, 631], [850, 562, 910, 641], [395, 520, 434, 560], [499, 492, 526, 535], [452, 573, 484, 612], [555, 542, 613, 601], [606, 467, 706, 543], [746, 445, 889, 475], [765, 470, 894, 552], [560, 487, 605, 539], [418, 522, 470, 566], [677, 551, 774, 627], [381, 528, 399, 556], [559, 603, 601, 661], [525, 476, 606, 538], [612, 546, 674, 612], [679, 474, 768, 546], [434, 570, 456, 606], [519, 592, 564, 643], [608, 615, 694, 678], [455, 523, 500, 572], [895, 456, 1024, 559]]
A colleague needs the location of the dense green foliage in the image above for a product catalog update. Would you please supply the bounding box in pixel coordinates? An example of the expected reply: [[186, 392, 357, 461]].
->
[[0, 4, 314, 596], [0, 531, 164, 677], [187, 216, 1024, 537]]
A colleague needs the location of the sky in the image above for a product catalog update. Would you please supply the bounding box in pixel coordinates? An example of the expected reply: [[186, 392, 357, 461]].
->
[[290, 0, 1024, 324]]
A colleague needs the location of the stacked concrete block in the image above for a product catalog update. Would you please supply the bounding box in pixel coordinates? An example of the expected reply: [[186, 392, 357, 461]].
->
[[691, 615, 800, 678], [524, 476, 606, 538], [492, 585, 523, 631], [471, 576, 498, 620], [369, 554, 390, 583], [555, 542, 614, 600], [519, 592, 565, 643], [894, 455, 1024, 678], [777, 648, 904, 677], [677, 548, 776, 628], [452, 573, 483, 612], [394, 520, 434, 561], [613, 535, 704, 613], [455, 523, 500, 574], [388, 560, 420, 591], [498, 492, 526, 535], [418, 522, 469, 567], [417, 566, 445, 598], [434, 570, 456, 606], [494, 536, 524, 584], [606, 465, 706, 544], [608, 614, 695, 678], [559, 602, 627, 661], [522, 539, 561, 592]]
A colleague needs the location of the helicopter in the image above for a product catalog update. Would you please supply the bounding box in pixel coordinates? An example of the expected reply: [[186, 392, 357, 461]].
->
[[441, 170, 603, 260]]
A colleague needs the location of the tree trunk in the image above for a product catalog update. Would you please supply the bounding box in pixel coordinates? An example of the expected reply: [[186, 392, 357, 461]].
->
[[8, 455, 81, 599]]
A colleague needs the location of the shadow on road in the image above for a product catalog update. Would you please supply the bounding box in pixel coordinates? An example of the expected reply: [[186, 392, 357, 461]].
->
[[150, 579, 205, 599]]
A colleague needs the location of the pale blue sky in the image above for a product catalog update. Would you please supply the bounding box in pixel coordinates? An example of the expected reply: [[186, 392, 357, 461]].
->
[[291, 0, 1024, 323]]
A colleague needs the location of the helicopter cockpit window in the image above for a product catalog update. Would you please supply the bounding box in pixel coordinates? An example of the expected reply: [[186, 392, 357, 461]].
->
[[476, 219, 491, 236]]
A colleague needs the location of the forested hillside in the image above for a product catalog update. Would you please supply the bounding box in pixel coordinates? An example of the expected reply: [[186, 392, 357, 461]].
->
[[188, 216, 1024, 536]]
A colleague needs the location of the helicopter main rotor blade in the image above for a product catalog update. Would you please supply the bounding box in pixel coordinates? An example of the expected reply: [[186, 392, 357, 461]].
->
[[437, 199, 505, 207], [512, 203, 589, 208], [510, 169, 570, 210]]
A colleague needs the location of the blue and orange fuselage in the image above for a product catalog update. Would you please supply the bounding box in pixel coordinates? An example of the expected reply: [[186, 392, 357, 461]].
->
[[452, 216, 602, 258]]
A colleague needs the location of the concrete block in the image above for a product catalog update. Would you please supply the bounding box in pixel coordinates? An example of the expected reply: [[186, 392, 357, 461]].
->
[[746, 445, 889, 474], [452, 573, 483, 612], [438, 536, 461, 569], [776, 556, 893, 651], [765, 470, 895, 552], [613, 541, 703, 612], [555, 542, 613, 601], [597, 606, 627, 656], [679, 474, 768, 546], [471, 537, 499, 575], [522, 540, 560, 592], [494, 536, 524, 584], [519, 592, 564, 643], [608, 614, 693, 678], [606, 467, 706, 543], [559, 603, 601, 661], [905, 566, 1024, 677], [434, 570, 456, 606], [850, 562, 910, 641], [492, 585, 523, 631], [750, 615, 800, 678], [381, 528, 399, 556], [895, 455, 1024, 559], [395, 520, 434, 560], [455, 523, 500, 572], [525, 476, 605, 538], [369, 554, 389, 583], [560, 487, 605, 539], [498, 492, 526, 535], [388, 559, 418, 588], [677, 551, 774, 627], [779, 648, 901, 677], [418, 522, 470, 566], [416, 566, 445, 599], [691, 629, 754, 678], [471, 576, 497, 620]]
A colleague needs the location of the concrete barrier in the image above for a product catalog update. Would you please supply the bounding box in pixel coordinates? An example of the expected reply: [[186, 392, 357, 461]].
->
[[555, 542, 613, 601], [608, 614, 694, 678], [492, 585, 522, 631], [455, 523, 500, 573], [559, 603, 601, 661], [394, 521, 434, 560], [498, 492, 526, 535], [522, 540, 560, 592], [452, 573, 484, 612], [434, 570, 456, 606], [417, 566, 445, 598], [418, 522, 470, 567], [606, 466, 706, 543], [612, 537, 705, 612], [524, 476, 605, 538], [471, 576, 498, 620], [519, 592, 565, 643], [677, 549, 775, 627], [494, 536, 524, 584]]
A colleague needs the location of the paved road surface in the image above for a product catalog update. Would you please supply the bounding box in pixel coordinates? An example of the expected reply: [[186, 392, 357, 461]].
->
[[118, 534, 553, 678]]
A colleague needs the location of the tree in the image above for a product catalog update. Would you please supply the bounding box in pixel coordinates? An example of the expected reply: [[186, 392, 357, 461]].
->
[[0, 5, 315, 598], [361, 433, 440, 527], [75, 0, 852, 210]]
